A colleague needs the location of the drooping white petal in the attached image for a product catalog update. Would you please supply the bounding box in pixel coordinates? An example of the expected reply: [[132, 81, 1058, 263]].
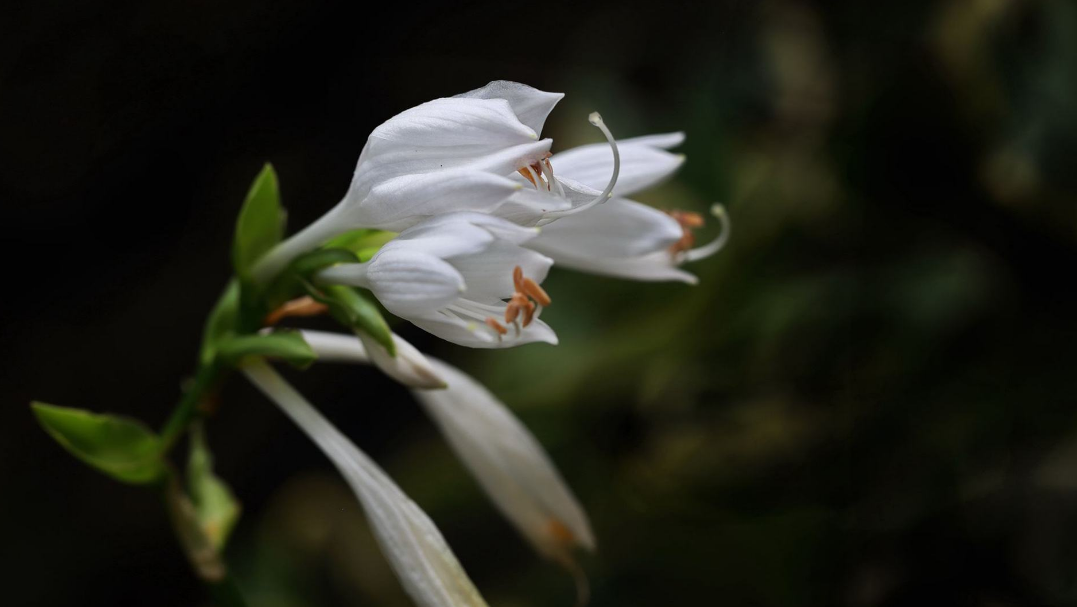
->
[[298, 330, 447, 390], [551, 133, 685, 197], [455, 81, 564, 135], [413, 358, 595, 560], [617, 131, 685, 150], [529, 198, 683, 259], [242, 360, 489, 607]]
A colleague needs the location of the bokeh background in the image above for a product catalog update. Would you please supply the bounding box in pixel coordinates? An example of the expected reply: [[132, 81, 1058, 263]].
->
[[3, 0, 1077, 605]]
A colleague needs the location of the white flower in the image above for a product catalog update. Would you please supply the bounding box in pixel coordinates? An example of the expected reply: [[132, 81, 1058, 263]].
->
[[526, 133, 729, 284], [317, 212, 557, 348], [297, 329, 595, 563], [242, 359, 489, 607], [252, 82, 620, 284]]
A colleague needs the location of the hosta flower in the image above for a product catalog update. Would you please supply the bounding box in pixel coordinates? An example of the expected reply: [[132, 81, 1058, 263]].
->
[[318, 213, 556, 348], [242, 359, 489, 607], [526, 133, 729, 284], [253, 81, 619, 284], [298, 329, 595, 563]]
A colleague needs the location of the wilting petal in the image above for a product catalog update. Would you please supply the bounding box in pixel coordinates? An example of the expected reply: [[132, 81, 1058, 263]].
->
[[530, 198, 683, 260], [413, 358, 595, 560], [456, 81, 564, 135], [299, 330, 446, 389], [242, 360, 489, 607], [551, 133, 685, 197]]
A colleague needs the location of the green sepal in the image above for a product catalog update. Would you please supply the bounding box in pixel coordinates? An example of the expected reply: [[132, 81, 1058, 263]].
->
[[261, 248, 359, 311], [215, 331, 316, 368], [32, 402, 166, 484], [232, 164, 284, 282], [200, 280, 240, 366], [308, 283, 395, 356], [187, 423, 240, 550]]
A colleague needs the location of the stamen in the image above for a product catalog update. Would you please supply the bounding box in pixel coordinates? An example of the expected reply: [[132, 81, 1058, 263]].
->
[[536, 112, 620, 225], [681, 204, 731, 263], [485, 317, 508, 336], [263, 296, 330, 326], [513, 266, 524, 292], [521, 277, 552, 307], [525, 165, 543, 190]]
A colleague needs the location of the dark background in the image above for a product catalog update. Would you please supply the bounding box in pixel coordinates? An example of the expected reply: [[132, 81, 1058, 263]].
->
[[3, 0, 1077, 605]]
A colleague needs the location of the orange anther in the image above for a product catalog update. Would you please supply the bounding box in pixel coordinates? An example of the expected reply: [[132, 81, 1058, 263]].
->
[[667, 209, 706, 255], [513, 265, 524, 292], [504, 300, 520, 324], [521, 300, 536, 327], [521, 277, 552, 307], [485, 317, 508, 335]]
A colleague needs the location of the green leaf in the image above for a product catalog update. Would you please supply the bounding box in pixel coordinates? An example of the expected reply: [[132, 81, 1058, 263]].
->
[[200, 280, 240, 365], [216, 331, 316, 368], [187, 424, 240, 550], [232, 164, 284, 281], [32, 402, 165, 484], [313, 284, 395, 356]]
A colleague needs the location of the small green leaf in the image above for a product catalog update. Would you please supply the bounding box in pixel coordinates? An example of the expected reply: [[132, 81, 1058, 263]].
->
[[188, 424, 240, 550], [200, 280, 240, 365], [232, 164, 284, 281], [216, 331, 316, 368], [32, 402, 165, 484], [313, 284, 395, 356]]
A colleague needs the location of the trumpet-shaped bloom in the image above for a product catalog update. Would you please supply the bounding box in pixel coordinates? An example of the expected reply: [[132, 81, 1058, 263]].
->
[[318, 213, 557, 348], [252, 82, 620, 284], [297, 329, 594, 562], [242, 360, 489, 607], [527, 133, 729, 284]]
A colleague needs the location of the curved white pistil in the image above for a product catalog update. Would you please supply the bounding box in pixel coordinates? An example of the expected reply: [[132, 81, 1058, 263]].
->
[[680, 204, 731, 263], [534, 112, 620, 226]]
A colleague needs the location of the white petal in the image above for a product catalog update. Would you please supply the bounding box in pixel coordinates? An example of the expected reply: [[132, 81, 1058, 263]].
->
[[529, 198, 683, 259], [361, 250, 466, 317], [551, 135, 685, 197], [299, 330, 447, 390], [358, 171, 524, 231], [413, 358, 594, 558], [618, 131, 685, 149], [409, 312, 558, 349], [450, 241, 552, 301], [370, 97, 538, 148], [540, 249, 698, 284], [455, 81, 564, 135], [357, 332, 447, 390], [242, 361, 489, 607]]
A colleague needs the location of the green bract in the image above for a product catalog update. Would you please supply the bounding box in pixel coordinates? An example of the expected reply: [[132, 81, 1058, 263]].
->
[[32, 402, 166, 484], [232, 164, 284, 283], [215, 331, 316, 368]]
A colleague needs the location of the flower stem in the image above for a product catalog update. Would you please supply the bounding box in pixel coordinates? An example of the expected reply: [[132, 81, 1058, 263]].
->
[[159, 360, 227, 453]]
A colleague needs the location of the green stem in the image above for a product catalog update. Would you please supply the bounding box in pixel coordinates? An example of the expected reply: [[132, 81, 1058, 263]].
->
[[159, 360, 227, 453]]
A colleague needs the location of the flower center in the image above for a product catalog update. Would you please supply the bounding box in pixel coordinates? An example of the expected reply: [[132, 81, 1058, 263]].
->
[[518, 153, 567, 197]]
